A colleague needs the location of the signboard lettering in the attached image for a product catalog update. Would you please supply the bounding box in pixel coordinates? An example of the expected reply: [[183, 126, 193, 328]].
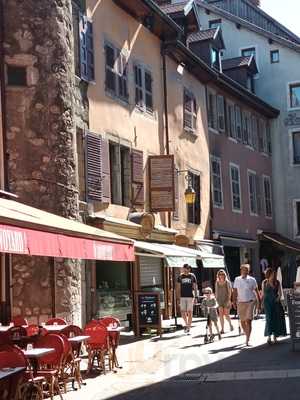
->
[[93, 242, 113, 260], [135, 291, 162, 336], [149, 155, 175, 212], [0, 228, 28, 254]]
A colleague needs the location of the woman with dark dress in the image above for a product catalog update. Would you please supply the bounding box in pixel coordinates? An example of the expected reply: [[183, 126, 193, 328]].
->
[[262, 268, 287, 344]]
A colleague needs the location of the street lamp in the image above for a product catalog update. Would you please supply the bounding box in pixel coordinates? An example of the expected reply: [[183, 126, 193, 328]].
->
[[177, 170, 196, 205]]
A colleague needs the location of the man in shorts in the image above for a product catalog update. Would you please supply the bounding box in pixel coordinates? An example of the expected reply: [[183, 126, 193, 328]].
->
[[177, 264, 197, 334], [233, 264, 260, 346]]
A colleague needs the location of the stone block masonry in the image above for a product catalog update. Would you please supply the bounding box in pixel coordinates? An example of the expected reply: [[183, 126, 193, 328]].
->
[[3, 0, 88, 324]]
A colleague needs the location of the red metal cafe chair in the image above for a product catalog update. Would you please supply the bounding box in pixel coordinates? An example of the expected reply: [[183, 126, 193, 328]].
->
[[34, 334, 65, 400], [46, 318, 67, 326], [100, 316, 121, 369], [26, 324, 40, 337], [7, 326, 28, 349], [61, 324, 84, 358], [84, 323, 111, 374], [12, 316, 28, 326], [58, 333, 82, 392], [0, 344, 44, 400]]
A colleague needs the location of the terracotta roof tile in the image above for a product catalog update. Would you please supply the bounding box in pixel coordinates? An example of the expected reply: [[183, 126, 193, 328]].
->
[[160, 1, 189, 14], [187, 28, 217, 43], [222, 56, 252, 70]]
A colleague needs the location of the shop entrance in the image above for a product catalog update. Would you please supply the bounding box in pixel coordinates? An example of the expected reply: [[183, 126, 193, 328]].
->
[[95, 261, 132, 326], [224, 246, 241, 281]]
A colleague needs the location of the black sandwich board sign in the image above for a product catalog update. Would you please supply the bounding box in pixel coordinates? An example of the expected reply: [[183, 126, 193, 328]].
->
[[135, 292, 162, 336]]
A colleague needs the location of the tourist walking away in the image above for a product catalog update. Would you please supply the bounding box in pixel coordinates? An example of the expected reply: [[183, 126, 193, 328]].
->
[[233, 264, 260, 346], [262, 268, 287, 344], [177, 264, 197, 334], [215, 269, 233, 333], [202, 287, 221, 340]]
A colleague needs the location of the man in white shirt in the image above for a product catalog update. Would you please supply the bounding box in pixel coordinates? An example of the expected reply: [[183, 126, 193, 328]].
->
[[233, 264, 260, 346]]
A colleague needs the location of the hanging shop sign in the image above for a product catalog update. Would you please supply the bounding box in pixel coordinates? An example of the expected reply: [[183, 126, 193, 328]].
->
[[149, 155, 175, 212]]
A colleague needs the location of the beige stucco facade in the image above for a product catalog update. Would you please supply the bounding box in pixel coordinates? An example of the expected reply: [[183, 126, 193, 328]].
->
[[87, 0, 210, 241]]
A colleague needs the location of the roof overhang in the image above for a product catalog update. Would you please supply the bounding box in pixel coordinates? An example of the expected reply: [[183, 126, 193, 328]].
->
[[163, 39, 218, 83], [113, 0, 184, 41], [260, 232, 300, 253], [163, 40, 279, 118], [196, 0, 300, 54], [165, 1, 200, 34]]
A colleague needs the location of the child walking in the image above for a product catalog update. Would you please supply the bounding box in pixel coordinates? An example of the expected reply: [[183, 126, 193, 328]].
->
[[202, 287, 221, 340]]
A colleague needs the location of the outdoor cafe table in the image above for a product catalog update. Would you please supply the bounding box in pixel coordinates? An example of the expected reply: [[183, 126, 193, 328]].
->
[[23, 348, 55, 375], [0, 367, 26, 399], [68, 335, 90, 357], [44, 325, 68, 333]]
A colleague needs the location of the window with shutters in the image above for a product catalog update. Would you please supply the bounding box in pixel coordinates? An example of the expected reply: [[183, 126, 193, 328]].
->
[[207, 90, 218, 131], [230, 163, 242, 213], [76, 128, 86, 202], [187, 172, 201, 225], [226, 101, 236, 139], [134, 64, 153, 113], [293, 200, 300, 238], [263, 175, 272, 218], [251, 115, 259, 151], [217, 95, 225, 132], [211, 156, 223, 208], [183, 89, 197, 132], [105, 42, 128, 102], [248, 170, 259, 216], [131, 149, 144, 207], [72, 2, 95, 82], [266, 122, 272, 155], [85, 132, 102, 202], [109, 142, 131, 207], [235, 105, 242, 142], [242, 111, 252, 146], [258, 119, 268, 154]]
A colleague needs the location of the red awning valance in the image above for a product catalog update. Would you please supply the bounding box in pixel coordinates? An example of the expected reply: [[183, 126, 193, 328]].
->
[[0, 224, 134, 262]]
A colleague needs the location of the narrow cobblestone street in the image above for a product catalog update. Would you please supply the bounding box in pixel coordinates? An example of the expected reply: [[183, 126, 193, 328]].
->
[[56, 317, 300, 400]]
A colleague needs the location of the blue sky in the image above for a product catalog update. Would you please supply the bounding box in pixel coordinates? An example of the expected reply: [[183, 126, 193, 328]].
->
[[261, 0, 300, 37]]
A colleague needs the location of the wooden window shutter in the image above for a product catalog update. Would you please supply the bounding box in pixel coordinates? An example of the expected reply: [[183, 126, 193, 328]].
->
[[86, 21, 95, 81], [145, 70, 153, 112], [134, 65, 143, 108], [79, 13, 88, 81], [86, 132, 102, 202], [173, 168, 179, 220], [101, 138, 111, 203], [256, 175, 262, 215], [131, 149, 144, 206], [105, 43, 116, 94]]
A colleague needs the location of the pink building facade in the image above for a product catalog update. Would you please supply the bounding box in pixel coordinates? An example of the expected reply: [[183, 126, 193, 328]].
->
[[207, 84, 277, 280]]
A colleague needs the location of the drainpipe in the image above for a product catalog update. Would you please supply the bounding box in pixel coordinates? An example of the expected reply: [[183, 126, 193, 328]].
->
[[0, 1, 11, 324], [162, 45, 178, 326], [161, 46, 171, 228]]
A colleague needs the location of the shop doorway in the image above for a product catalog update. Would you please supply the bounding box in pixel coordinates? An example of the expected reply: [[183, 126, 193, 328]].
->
[[224, 246, 240, 281], [94, 261, 132, 326]]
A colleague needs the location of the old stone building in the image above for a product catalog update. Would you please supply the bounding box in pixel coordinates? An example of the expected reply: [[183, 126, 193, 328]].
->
[[2, 0, 89, 324]]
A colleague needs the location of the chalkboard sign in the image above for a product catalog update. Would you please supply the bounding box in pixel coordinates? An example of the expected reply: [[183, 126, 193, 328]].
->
[[135, 292, 162, 336], [287, 291, 300, 351]]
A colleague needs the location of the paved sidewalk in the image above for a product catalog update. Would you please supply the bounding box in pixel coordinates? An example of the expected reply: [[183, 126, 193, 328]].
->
[[55, 317, 299, 400]]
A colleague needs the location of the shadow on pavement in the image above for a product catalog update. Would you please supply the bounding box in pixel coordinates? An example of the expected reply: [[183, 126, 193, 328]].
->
[[101, 336, 300, 400]]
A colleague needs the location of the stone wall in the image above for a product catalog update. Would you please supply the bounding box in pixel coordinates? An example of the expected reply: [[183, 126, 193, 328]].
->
[[3, 0, 88, 324]]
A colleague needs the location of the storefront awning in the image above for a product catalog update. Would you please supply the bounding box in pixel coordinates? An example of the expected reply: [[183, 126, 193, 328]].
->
[[134, 241, 225, 269], [134, 241, 198, 268], [261, 232, 300, 253], [0, 198, 134, 261]]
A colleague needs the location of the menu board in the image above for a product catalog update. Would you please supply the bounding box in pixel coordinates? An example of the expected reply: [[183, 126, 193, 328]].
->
[[135, 292, 161, 336], [287, 292, 300, 349]]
